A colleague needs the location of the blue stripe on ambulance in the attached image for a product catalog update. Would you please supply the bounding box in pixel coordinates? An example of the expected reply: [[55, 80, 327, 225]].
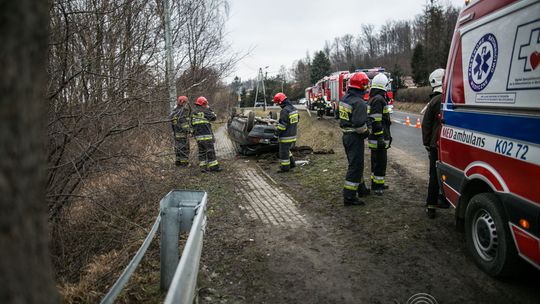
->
[[443, 110, 540, 145]]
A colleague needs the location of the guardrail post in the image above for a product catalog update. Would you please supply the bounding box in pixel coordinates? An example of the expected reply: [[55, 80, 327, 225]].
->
[[160, 204, 181, 290]]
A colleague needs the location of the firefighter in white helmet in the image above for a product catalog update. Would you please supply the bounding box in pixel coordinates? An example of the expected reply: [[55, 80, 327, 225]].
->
[[422, 68, 450, 218], [367, 73, 392, 195]]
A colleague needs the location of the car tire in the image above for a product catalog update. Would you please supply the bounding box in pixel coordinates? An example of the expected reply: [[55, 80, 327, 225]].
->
[[246, 111, 255, 132], [464, 193, 520, 277], [269, 111, 277, 120]]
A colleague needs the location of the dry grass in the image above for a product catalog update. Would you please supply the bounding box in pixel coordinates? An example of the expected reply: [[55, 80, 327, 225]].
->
[[395, 86, 432, 103], [393, 101, 427, 114], [251, 109, 342, 152], [52, 123, 240, 303]]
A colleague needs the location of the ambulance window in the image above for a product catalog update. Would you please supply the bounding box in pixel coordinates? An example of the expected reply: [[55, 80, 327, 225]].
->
[[451, 42, 465, 104]]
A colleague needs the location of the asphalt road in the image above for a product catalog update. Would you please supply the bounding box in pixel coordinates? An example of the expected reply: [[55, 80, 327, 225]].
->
[[390, 110, 426, 160], [306, 109, 427, 160]]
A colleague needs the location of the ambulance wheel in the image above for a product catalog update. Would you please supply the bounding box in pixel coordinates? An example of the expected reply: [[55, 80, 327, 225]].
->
[[246, 111, 255, 132], [464, 193, 519, 277]]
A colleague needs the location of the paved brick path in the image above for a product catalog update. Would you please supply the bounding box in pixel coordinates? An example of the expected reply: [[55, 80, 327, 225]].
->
[[215, 125, 308, 228]]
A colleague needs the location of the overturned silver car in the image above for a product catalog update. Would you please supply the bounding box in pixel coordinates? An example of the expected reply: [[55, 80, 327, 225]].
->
[[227, 109, 279, 155]]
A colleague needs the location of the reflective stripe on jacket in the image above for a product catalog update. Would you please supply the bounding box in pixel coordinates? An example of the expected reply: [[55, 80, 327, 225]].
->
[[367, 94, 391, 142], [277, 100, 298, 142], [169, 106, 190, 136], [191, 105, 216, 137], [338, 88, 368, 134]]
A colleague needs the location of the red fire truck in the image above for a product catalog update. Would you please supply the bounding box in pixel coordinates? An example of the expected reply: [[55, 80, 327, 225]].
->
[[307, 68, 394, 116], [327, 71, 351, 115], [355, 67, 395, 103], [438, 0, 540, 276]]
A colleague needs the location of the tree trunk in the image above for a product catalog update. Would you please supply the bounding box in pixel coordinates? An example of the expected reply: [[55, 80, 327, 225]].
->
[[0, 1, 59, 303]]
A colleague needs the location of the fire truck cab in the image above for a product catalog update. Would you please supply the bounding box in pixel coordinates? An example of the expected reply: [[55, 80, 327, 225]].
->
[[356, 67, 394, 106], [328, 71, 351, 114], [438, 0, 540, 276]]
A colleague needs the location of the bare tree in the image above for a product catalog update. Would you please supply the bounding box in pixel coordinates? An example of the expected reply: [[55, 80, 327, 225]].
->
[[46, 0, 237, 222]]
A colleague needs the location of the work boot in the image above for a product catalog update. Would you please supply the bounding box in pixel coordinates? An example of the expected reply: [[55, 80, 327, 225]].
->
[[426, 205, 437, 219], [290, 157, 296, 169], [277, 168, 290, 173], [374, 189, 383, 196], [357, 183, 370, 198], [344, 197, 365, 206]]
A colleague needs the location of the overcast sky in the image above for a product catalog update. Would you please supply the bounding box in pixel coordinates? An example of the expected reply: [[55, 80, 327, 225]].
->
[[225, 0, 464, 82]]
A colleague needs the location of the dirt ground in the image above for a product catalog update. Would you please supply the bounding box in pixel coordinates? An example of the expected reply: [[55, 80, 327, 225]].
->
[[197, 113, 540, 304]]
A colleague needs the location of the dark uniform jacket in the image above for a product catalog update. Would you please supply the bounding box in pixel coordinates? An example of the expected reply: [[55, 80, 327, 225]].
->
[[169, 106, 190, 137], [276, 99, 299, 142], [191, 105, 217, 139], [338, 88, 368, 136], [368, 92, 392, 145], [422, 92, 442, 149]]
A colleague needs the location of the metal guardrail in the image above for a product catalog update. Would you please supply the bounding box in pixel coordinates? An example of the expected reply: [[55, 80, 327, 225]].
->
[[100, 190, 208, 304]]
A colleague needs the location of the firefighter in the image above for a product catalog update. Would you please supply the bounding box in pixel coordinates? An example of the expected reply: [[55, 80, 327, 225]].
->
[[422, 68, 450, 218], [339, 72, 370, 206], [316, 95, 325, 119], [191, 96, 222, 172], [169, 95, 191, 167], [367, 73, 392, 195], [274, 92, 298, 173]]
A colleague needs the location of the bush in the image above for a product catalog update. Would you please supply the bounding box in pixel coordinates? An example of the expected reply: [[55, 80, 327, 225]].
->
[[395, 86, 432, 103]]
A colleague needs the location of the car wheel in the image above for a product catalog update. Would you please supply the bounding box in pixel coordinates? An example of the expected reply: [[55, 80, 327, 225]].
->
[[464, 193, 519, 277], [246, 111, 255, 132]]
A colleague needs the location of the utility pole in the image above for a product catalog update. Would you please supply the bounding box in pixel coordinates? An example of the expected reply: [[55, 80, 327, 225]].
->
[[253, 67, 267, 111], [164, 0, 177, 111]]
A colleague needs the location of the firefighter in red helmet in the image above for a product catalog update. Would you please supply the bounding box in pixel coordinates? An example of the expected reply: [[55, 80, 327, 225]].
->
[[274, 92, 298, 172], [191, 96, 222, 172], [169, 95, 191, 166], [339, 72, 370, 206]]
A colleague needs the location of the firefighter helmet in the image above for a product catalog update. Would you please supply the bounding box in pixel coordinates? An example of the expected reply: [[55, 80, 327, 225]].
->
[[429, 68, 445, 93], [348, 72, 369, 90], [177, 95, 188, 106], [195, 96, 208, 107], [371, 73, 389, 91], [273, 92, 287, 104]]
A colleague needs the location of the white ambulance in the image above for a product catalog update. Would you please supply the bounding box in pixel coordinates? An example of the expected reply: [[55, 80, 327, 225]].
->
[[438, 0, 540, 276]]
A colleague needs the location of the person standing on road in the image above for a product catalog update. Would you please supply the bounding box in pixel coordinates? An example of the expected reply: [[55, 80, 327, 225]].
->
[[169, 95, 191, 167], [274, 92, 298, 173], [316, 95, 325, 120], [191, 96, 222, 172], [422, 68, 450, 218], [339, 72, 370, 206], [367, 73, 392, 195]]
